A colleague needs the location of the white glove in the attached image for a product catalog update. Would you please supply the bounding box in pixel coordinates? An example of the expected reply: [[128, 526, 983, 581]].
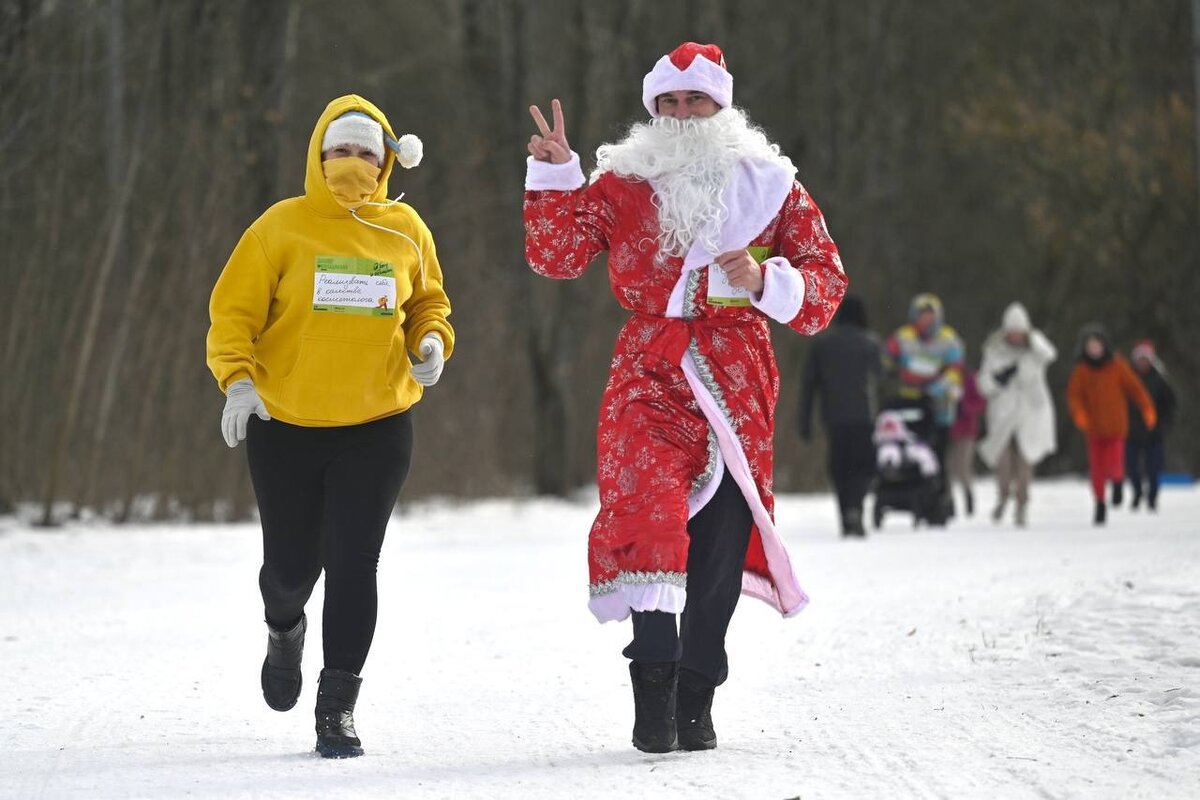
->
[[221, 379, 271, 448], [410, 333, 445, 388]]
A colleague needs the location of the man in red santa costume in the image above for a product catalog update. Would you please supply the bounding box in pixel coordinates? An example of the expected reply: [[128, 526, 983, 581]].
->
[[524, 42, 847, 753]]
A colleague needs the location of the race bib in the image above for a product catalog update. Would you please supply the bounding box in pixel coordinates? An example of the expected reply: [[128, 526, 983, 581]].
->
[[313, 256, 396, 317], [706, 246, 770, 307], [907, 352, 943, 378]]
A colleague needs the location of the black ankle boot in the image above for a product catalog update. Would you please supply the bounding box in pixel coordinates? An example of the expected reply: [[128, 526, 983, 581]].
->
[[261, 614, 306, 712], [676, 669, 717, 751], [629, 662, 678, 753], [315, 668, 364, 759], [964, 488, 975, 517], [1111, 481, 1123, 507], [1094, 500, 1107, 526]]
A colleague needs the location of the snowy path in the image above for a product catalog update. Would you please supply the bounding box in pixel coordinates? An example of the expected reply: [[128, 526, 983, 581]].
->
[[3, 480, 1198, 799]]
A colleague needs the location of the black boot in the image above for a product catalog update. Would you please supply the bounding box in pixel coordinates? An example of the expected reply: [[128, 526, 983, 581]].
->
[[676, 669, 717, 751], [1148, 486, 1159, 512], [841, 509, 865, 537], [261, 614, 306, 712], [315, 668, 364, 759], [1094, 500, 1107, 526], [964, 488, 975, 517], [1111, 481, 1123, 508], [629, 662, 678, 753], [1130, 485, 1142, 510]]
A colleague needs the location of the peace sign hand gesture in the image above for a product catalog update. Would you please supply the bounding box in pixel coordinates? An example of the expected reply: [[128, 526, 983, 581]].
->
[[528, 99, 572, 164]]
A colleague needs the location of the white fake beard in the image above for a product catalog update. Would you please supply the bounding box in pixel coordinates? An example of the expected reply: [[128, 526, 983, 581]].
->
[[593, 107, 794, 258]]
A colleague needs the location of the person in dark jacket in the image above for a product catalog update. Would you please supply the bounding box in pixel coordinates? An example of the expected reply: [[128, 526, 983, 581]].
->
[[801, 295, 883, 536], [1125, 340, 1177, 511]]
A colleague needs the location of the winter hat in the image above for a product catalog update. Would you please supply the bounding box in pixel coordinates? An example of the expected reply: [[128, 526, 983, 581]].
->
[[1001, 302, 1032, 334], [834, 295, 868, 328], [642, 42, 733, 117], [1130, 339, 1155, 362], [908, 292, 944, 325], [321, 110, 424, 169], [1076, 322, 1112, 361]]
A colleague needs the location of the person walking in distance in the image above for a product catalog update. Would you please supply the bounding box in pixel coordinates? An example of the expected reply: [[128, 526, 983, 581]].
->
[[976, 303, 1057, 527], [884, 296, 964, 461], [800, 295, 882, 536], [207, 95, 453, 758], [1124, 340, 1177, 511], [1066, 324, 1155, 526], [524, 43, 846, 752], [946, 360, 986, 518]]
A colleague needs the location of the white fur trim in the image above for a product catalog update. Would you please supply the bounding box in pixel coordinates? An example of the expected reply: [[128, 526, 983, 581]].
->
[[643, 54, 733, 116], [681, 351, 809, 617], [394, 134, 423, 168], [751, 257, 805, 323], [681, 158, 794, 270], [525, 152, 586, 191], [588, 580, 687, 623], [322, 114, 384, 158]]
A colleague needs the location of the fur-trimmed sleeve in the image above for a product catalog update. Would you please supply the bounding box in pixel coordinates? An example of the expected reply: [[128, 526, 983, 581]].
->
[[523, 153, 614, 280], [770, 182, 848, 335]]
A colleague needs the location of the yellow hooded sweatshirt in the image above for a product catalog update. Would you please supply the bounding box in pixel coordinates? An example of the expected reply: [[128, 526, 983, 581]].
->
[[206, 95, 454, 426]]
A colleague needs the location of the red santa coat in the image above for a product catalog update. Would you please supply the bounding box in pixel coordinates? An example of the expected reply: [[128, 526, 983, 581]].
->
[[524, 152, 847, 622]]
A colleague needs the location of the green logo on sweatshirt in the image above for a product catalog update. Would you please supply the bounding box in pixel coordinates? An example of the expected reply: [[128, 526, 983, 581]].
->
[[313, 256, 396, 316]]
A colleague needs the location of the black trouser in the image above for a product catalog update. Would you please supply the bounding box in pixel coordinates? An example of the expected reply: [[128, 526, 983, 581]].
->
[[1126, 438, 1165, 503], [622, 472, 752, 688], [827, 422, 876, 524], [246, 412, 413, 675]]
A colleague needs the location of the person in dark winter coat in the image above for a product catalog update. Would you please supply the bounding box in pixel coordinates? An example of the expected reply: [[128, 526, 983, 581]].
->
[[800, 295, 882, 536], [1125, 340, 1177, 511], [1066, 324, 1156, 526]]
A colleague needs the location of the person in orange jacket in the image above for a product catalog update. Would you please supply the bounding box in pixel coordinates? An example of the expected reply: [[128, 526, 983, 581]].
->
[[1066, 324, 1156, 525]]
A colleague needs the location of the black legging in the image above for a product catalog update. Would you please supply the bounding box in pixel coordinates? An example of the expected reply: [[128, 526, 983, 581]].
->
[[622, 471, 753, 687], [246, 412, 413, 675]]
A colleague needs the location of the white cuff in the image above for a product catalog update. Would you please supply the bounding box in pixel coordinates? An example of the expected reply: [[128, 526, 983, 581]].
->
[[525, 152, 585, 191], [420, 333, 443, 355], [750, 257, 805, 324]]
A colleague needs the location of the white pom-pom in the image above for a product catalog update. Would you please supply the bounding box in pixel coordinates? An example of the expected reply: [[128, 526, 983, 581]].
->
[[395, 134, 423, 169]]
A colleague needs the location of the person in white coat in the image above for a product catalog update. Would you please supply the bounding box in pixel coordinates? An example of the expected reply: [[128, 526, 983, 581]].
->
[[977, 303, 1058, 526]]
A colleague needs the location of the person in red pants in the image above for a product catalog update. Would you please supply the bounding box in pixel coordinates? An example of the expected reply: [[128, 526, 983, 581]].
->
[[1066, 324, 1156, 525]]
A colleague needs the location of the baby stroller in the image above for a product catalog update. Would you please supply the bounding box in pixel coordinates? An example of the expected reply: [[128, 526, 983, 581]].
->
[[871, 399, 953, 528]]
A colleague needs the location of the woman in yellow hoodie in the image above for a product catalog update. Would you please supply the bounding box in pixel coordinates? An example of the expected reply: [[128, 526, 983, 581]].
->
[[206, 95, 453, 759]]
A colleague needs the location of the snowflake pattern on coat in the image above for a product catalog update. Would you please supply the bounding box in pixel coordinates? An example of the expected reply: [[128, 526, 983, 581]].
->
[[524, 170, 846, 613]]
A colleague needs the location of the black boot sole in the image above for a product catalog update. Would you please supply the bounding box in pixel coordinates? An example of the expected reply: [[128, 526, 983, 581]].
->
[[632, 733, 679, 754], [261, 658, 302, 712], [315, 740, 364, 759], [678, 729, 717, 751]]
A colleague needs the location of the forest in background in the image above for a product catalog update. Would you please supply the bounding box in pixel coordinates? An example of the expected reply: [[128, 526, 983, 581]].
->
[[1, 0, 1196, 522]]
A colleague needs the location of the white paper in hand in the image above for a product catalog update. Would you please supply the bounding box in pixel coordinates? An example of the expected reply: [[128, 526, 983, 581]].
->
[[706, 263, 751, 307]]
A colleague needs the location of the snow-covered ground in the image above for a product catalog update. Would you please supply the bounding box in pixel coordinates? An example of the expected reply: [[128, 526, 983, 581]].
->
[[3, 478, 1198, 799]]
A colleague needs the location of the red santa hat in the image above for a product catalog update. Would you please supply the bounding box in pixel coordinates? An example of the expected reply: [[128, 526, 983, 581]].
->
[[642, 42, 733, 117]]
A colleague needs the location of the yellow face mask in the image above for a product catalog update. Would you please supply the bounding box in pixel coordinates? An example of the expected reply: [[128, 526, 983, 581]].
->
[[322, 157, 381, 210]]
